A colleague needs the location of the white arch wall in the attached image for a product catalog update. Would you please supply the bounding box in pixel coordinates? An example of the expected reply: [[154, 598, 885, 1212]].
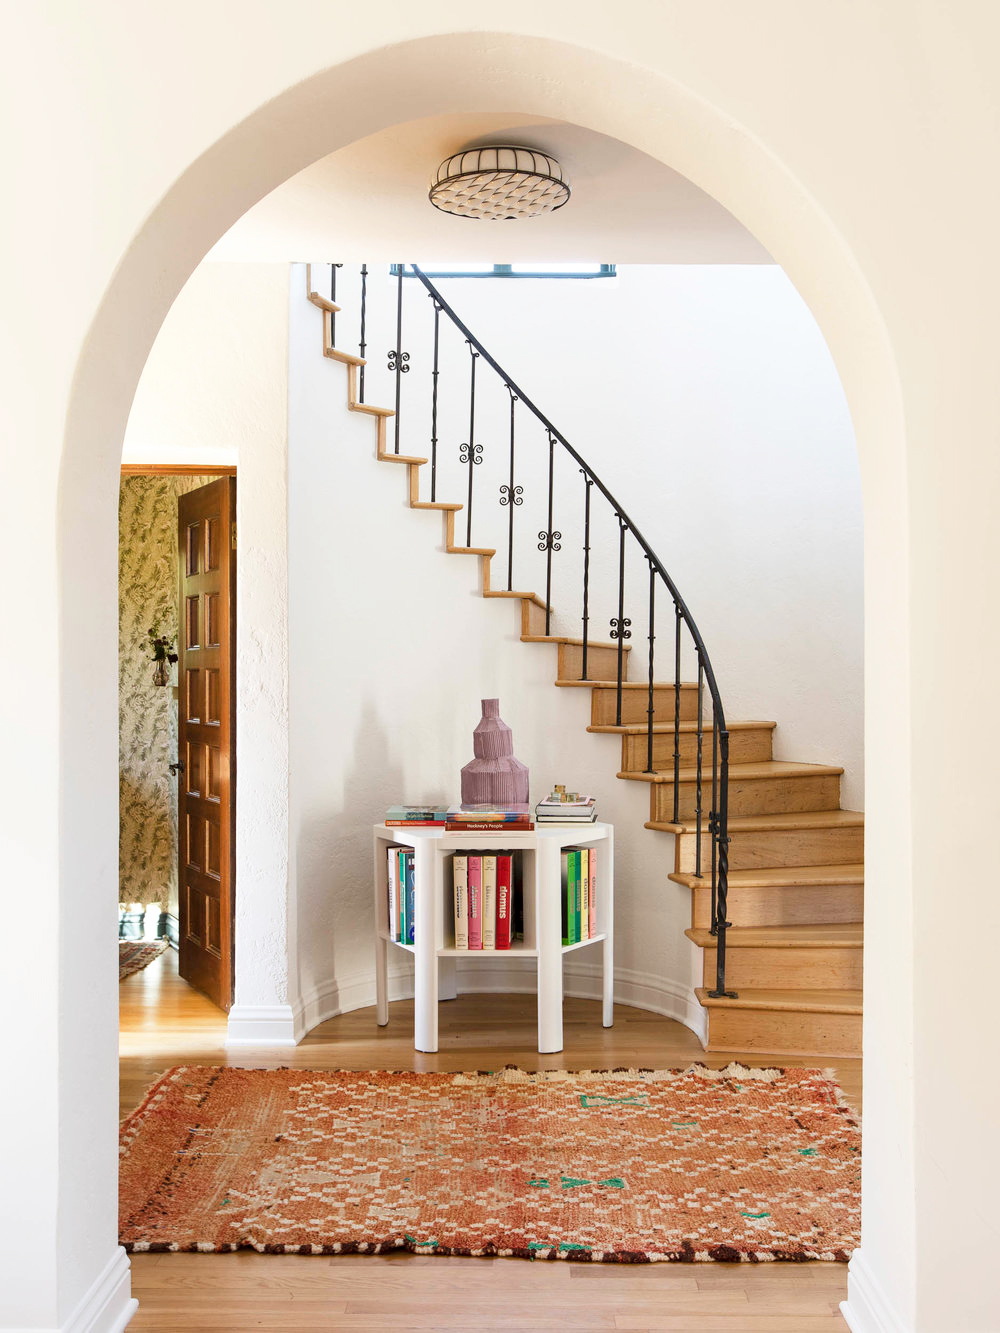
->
[[1, 8, 998, 1332]]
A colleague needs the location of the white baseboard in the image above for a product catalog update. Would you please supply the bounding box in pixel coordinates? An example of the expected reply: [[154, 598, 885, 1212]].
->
[[290, 957, 708, 1047], [61, 1246, 137, 1333], [225, 1003, 299, 1047], [841, 1249, 912, 1333]]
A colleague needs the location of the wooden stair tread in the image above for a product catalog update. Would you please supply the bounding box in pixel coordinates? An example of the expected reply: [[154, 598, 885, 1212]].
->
[[686, 923, 863, 949], [647, 808, 865, 835], [351, 402, 395, 417], [324, 347, 366, 366], [447, 545, 496, 556], [484, 590, 547, 607], [695, 986, 862, 1015], [307, 292, 341, 313], [555, 679, 698, 690], [411, 500, 463, 511], [619, 760, 845, 785], [590, 719, 775, 735], [671, 862, 864, 890], [523, 634, 632, 652], [377, 452, 427, 465]]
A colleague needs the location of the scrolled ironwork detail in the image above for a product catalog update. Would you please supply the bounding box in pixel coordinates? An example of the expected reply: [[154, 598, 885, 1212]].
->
[[499, 484, 523, 507], [537, 529, 562, 552], [460, 442, 483, 465], [609, 617, 632, 640], [387, 349, 410, 373]]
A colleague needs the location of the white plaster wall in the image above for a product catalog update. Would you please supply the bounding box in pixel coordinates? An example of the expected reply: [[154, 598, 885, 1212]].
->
[[124, 262, 292, 1020], [287, 260, 860, 1040], [4, 8, 1000, 1332]]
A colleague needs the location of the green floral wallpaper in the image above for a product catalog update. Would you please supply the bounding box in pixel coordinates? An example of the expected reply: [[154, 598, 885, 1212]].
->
[[119, 475, 218, 910]]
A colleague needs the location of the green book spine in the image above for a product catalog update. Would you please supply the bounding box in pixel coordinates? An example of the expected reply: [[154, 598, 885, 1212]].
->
[[569, 849, 580, 945], [561, 850, 570, 946], [398, 849, 407, 941]]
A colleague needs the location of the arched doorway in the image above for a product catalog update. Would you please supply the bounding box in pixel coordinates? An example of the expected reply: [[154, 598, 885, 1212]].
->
[[49, 32, 908, 1333]]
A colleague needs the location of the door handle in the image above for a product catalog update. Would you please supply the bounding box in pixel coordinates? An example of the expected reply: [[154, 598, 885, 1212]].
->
[[168, 761, 185, 777]]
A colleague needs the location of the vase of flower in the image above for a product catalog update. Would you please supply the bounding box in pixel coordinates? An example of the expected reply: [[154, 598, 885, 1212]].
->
[[147, 627, 179, 687], [460, 698, 529, 805]]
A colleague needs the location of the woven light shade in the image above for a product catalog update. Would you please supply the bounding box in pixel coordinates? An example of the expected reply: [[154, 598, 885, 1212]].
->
[[429, 146, 570, 221]]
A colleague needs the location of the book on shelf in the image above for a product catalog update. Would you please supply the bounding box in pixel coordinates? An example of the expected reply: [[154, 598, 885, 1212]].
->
[[446, 804, 531, 822], [386, 847, 417, 943], [536, 793, 597, 824], [385, 804, 449, 826], [560, 846, 596, 945], [451, 851, 517, 951], [445, 820, 534, 831]]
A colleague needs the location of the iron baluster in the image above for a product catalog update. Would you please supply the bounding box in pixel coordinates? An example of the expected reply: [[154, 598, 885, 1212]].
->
[[499, 386, 522, 591], [358, 263, 368, 403], [609, 515, 631, 727], [538, 431, 561, 634], [330, 263, 342, 344], [709, 729, 736, 997], [672, 602, 682, 822], [580, 471, 593, 679], [709, 716, 719, 935], [388, 262, 410, 454], [695, 654, 705, 879], [460, 342, 482, 547], [645, 558, 656, 774], [429, 298, 441, 501]]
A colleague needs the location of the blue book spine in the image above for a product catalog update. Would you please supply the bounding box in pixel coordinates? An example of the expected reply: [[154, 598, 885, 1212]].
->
[[405, 853, 416, 944]]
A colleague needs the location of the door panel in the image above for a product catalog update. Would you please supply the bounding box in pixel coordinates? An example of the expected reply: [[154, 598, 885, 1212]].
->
[[177, 477, 235, 1011]]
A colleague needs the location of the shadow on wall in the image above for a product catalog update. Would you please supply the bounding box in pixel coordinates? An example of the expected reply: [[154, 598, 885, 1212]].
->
[[294, 701, 409, 1007]]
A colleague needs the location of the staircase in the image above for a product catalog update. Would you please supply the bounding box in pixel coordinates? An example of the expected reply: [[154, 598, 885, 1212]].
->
[[305, 265, 864, 1059]]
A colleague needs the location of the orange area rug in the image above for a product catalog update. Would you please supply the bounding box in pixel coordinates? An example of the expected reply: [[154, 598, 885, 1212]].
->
[[119, 1064, 860, 1263]]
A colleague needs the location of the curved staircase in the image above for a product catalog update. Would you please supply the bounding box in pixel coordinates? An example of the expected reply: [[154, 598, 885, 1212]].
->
[[306, 265, 863, 1060]]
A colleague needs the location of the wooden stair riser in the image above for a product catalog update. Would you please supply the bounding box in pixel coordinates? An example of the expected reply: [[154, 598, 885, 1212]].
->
[[699, 944, 863, 990], [591, 684, 698, 725], [650, 772, 841, 822], [622, 725, 772, 772], [675, 822, 864, 874], [522, 599, 550, 636], [703, 1005, 861, 1059], [690, 880, 864, 929], [558, 641, 630, 682]]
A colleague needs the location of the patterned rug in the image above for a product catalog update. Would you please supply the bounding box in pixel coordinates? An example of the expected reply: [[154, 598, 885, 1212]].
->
[[119, 940, 168, 982], [119, 1064, 860, 1263]]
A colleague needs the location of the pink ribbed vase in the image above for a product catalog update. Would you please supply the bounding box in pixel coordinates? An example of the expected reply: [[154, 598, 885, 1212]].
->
[[460, 698, 529, 805]]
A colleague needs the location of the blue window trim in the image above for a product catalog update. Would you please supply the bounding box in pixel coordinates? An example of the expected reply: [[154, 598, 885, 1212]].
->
[[390, 263, 616, 280]]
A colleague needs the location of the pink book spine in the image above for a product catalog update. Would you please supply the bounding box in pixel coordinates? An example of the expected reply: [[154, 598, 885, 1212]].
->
[[588, 848, 596, 938], [468, 855, 483, 950]]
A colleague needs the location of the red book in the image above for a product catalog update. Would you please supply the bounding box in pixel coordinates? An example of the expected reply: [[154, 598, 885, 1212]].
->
[[467, 856, 483, 950], [496, 854, 513, 949], [445, 820, 534, 832]]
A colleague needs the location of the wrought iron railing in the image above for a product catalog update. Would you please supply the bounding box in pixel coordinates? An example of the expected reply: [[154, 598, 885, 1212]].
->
[[312, 262, 736, 998]]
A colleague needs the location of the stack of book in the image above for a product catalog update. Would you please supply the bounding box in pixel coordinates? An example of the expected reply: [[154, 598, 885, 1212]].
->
[[385, 846, 415, 943], [561, 846, 598, 944], [385, 805, 448, 827], [451, 852, 521, 949], [535, 789, 598, 825], [445, 804, 533, 832]]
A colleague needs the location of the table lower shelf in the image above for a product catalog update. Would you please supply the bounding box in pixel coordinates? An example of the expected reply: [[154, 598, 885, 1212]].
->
[[379, 932, 607, 959]]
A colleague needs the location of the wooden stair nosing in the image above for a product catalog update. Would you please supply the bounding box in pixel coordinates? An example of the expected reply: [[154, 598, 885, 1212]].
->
[[686, 923, 863, 949], [307, 291, 341, 313], [484, 590, 548, 609], [521, 634, 632, 652], [324, 346, 366, 366], [646, 809, 865, 835], [377, 452, 427, 466], [671, 862, 863, 890], [350, 401, 395, 417], [411, 500, 463, 511], [590, 719, 775, 736], [695, 986, 862, 1016], [619, 760, 845, 785], [555, 679, 697, 690], [447, 545, 496, 557]]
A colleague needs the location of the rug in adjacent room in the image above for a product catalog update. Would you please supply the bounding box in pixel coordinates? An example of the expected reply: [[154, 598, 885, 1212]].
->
[[119, 1064, 860, 1263], [119, 940, 168, 982]]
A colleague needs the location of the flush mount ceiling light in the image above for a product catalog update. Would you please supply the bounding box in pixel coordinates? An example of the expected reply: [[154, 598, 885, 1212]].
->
[[429, 146, 570, 221]]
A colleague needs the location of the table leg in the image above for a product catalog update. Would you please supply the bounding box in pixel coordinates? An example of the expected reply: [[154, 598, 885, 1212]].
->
[[536, 839, 564, 1053], [413, 840, 439, 1052], [375, 934, 389, 1026]]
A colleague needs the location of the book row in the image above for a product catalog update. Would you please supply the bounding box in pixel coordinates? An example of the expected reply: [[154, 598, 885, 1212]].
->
[[561, 846, 599, 945], [452, 853, 520, 950]]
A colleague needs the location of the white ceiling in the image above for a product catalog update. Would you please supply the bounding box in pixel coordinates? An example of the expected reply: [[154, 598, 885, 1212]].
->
[[208, 114, 772, 265]]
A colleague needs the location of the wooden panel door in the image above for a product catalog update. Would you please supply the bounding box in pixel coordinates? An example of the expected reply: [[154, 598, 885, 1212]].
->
[[177, 478, 236, 1010]]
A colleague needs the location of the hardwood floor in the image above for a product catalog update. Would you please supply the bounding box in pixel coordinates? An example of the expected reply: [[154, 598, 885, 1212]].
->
[[121, 948, 859, 1331]]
